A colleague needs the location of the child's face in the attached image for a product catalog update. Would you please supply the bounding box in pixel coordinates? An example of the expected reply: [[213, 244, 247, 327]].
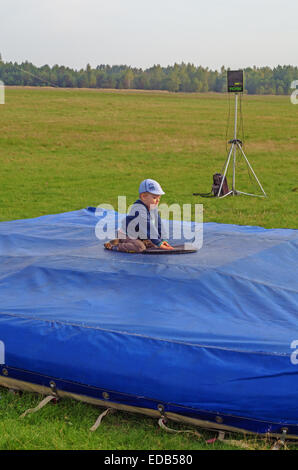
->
[[140, 192, 161, 210]]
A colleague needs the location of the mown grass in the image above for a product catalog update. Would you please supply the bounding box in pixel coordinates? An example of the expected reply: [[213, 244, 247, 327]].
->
[[0, 87, 297, 227], [0, 87, 297, 451], [0, 388, 292, 451]]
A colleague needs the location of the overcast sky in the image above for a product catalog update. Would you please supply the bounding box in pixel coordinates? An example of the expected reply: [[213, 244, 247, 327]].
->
[[0, 0, 297, 71]]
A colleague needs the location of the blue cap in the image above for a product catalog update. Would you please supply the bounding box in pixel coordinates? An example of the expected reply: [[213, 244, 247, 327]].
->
[[139, 179, 165, 195]]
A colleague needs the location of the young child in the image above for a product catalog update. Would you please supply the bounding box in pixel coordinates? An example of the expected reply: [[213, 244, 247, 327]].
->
[[104, 179, 173, 253]]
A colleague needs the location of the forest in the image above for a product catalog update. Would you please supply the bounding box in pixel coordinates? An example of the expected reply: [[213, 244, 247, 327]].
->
[[0, 55, 297, 94]]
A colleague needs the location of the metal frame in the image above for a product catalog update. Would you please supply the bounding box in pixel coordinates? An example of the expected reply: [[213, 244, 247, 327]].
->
[[218, 93, 267, 198]]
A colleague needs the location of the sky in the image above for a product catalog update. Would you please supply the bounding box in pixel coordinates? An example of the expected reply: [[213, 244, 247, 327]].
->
[[0, 0, 297, 71]]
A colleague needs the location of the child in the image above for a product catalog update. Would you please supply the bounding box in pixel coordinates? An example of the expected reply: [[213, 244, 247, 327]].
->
[[104, 179, 173, 253]]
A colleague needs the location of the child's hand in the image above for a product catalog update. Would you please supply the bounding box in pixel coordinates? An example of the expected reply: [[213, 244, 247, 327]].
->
[[159, 241, 174, 250]]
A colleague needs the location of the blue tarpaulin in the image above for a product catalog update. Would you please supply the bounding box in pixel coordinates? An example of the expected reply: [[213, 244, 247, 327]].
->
[[0, 207, 297, 435]]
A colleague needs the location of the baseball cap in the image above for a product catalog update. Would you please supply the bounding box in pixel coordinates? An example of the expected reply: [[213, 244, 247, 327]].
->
[[139, 179, 165, 195]]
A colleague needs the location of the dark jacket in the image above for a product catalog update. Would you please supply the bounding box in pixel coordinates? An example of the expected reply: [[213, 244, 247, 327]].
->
[[121, 199, 164, 246]]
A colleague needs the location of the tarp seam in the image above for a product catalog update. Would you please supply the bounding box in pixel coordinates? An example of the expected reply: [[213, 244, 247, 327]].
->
[[0, 310, 292, 358]]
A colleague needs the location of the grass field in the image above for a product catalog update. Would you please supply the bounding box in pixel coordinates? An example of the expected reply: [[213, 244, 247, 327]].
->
[[0, 87, 297, 227], [0, 87, 297, 451], [1, 387, 294, 451]]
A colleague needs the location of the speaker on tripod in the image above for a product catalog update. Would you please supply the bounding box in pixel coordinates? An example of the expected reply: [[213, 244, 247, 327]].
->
[[218, 70, 267, 198]]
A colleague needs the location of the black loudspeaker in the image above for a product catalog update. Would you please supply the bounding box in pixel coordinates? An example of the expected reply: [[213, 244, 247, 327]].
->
[[227, 70, 244, 93]]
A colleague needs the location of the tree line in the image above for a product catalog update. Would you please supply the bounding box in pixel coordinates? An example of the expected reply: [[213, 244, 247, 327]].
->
[[0, 55, 297, 95]]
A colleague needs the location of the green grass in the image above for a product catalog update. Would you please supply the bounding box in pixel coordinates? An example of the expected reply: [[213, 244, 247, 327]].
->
[[0, 388, 291, 451], [0, 87, 297, 227], [0, 87, 297, 450]]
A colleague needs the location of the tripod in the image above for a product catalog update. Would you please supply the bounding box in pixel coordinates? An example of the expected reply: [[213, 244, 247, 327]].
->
[[218, 93, 267, 198]]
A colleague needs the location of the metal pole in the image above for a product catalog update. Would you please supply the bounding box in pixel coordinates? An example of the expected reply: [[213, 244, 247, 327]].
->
[[234, 93, 238, 140], [217, 143, 234, 197], [232, 94, 238, 194]]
